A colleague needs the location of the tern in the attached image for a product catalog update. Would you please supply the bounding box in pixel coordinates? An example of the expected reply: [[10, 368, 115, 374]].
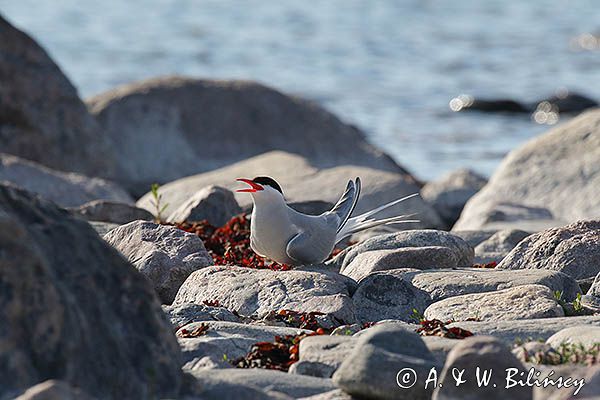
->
[[236, 176, 419, 266]]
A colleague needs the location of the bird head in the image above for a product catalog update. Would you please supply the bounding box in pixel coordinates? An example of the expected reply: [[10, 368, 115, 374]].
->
[[236, 176, 284, 203]]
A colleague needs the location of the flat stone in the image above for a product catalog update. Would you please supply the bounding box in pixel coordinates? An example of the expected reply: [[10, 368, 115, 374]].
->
[[452, 230, 498, 248], [545, 325, 600, 349], [432, 336, 531, 400], [424, 284, 564, 322], [297, 335, 357, 376], [288, 361, 336, 379], [474, 229, 530, 263], [446, 315, 600, 344], [69, 200, 153, 224], [332, 230, 473, 271], [163, 303, 241, 328], [174, 266, 356, 323], [104, 220, 213, 304], [183, 372, 292, 400], [497, 220, 600, 280], [297, 389, 356, 400], [191, 368, 335, 398], [137, 151, 442, 229], [166, 185, 242, 225]]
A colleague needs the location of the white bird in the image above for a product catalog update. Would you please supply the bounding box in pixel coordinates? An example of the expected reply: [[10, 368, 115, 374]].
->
[[236, 176, 419, 266]]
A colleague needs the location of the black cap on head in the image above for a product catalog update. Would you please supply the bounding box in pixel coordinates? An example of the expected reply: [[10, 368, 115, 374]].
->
[[252, 176, 283, 194]]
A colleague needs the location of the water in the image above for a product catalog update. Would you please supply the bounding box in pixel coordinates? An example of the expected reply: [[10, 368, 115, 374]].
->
[[2, 1, 600, 180]]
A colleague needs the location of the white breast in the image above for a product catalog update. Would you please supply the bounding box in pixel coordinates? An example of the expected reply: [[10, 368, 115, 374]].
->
[[250, 201, 298, 264]]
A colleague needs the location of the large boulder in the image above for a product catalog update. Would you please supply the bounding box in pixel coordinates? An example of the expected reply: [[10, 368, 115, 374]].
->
[[0, 15, 116, 177], [166, 185, 242, 225], [137, 151, 442, 228], [0, 184, 182, 399], [421, 168, 487, 228], [103, 220, 213, 304], [454, 109, 600, 230], [0, 153, 131, 207], [87, 76, 405, 193], [473, 229, 530, 263], [424, 284, 565, 322], [68, 200, 153, 224], [497, 220, 600, 280], [173, 266, 356, 323]]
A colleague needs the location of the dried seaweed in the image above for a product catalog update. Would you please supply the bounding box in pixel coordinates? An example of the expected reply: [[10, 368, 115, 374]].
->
[[416, 319, 474, 339], [177, 323, 209, 338]]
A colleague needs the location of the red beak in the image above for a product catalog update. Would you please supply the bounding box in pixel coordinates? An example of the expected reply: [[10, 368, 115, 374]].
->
[[236, 178, 264, 193]]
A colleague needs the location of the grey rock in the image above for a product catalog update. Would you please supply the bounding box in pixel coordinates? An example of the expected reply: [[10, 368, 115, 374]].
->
[[543, 364, 598, 400], [0, 16, 116, 179], [298, 389, 357, 400], [137, 151, 443, 228], [582, 272, 600, 311], [546, 326, 600, 349], [88, 221, 120, 236], [424, 284, 564, 322], [288, 361, 336, 378], [398, 267, 581, 302], [0, 184, 182, 399], [497, 220, 600, 280], [13, 380, 96, 400], [167, 185, 242, 225], [446, 315, 600, 344], [474, 229, 530, 263], [87, 76, 405, 194], [332, 230, 473, 271], [163, 303, 241, 328], [183, 372, 292, 400], [297, 335, 357, 376], [0, 153, 131, 207], [191, 368, 335, 398], [422, 336, 462, 364], [455, 109, 600, 230], [104, 220, 213, 304], [452, 230, 498, 248], [174, 266, 356, 323], [69, 200, 153, 224], [341, 247, 460, 282], [456, 202, 560, 231], [421, 168, 487, 228], [352, 270, 432, 323], [177, 321, 310, 369], [432, 336, 531, 400], [511, 341, 559, 365], [333, 325, 437, 400]]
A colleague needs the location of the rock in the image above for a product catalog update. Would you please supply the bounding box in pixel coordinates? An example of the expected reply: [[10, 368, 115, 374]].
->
[[137, 151, 442, 229], [398, 267, 581, 302], [68, 200, 153, 224], [288, 362, 336, 379], [545, 365, 600, 400], [456, 201, 562, 232], [166, 185, 242, 225], [0, 15, 116, 178], [352, 270, 432, 323], [422, 336, 462, 364], [296, 335, 357, 377], [88, 221, 120, 236], [452, 230, 498, 248], [13, 380, 96, 400], [104, 220, 213, 304], [473, 229, 530, 263], [455, 109, 600, 230], [297, 389, 356, 400], [447, 315, 600, 344], [87, 76, 405, 194], [341, 247, 460, 282], [0, 153, 131, 207], [497, 220, 600, 280], [424, 284, 564, 322], [332, 325, 437, 400], [432, 336, 531, 400], [174, 266, 356, 323], [546, 326, 600, 349], [421, 168, 487, 228], [177, 321, 310, 369], [331, 230, 473, 271], [191, 368, 335, 398], [0, 184, 181, 399], [163, 303, 241, 328], [582, 272, 600, 310], [183, 372, 293, 400], [450, 95, 530, 113], [511, 341, 560, 365], [449, 92, 598, 114], [537, 92, 599, 114]]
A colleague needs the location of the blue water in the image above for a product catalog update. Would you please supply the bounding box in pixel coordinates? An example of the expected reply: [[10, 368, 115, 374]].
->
[[2, 1, 600, 180]]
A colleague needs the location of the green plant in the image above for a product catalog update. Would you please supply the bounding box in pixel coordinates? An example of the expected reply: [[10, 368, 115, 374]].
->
[[572, 293, 584, 313], [150, 183, 169, 223], [410, 308, 425, 323]]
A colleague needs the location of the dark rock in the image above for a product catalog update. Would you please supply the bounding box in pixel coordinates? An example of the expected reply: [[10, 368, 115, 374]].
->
[[0, 184, 182, 399], [69, 200, 153, 224]]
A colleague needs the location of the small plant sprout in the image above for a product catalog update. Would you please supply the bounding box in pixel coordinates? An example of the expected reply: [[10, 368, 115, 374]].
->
[[410, 308, 425, 323], [150, 183, 169, 223], [572, 293, 584, 313]]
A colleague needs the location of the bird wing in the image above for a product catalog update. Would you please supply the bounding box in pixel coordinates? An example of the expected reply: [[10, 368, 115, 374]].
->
[[326, 177, 361, 233]]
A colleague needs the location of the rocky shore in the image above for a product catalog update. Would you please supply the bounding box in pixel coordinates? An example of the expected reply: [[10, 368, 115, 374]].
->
[[1, 14, 599, 400]]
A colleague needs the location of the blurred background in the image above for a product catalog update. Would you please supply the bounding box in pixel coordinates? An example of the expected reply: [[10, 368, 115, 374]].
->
[[2, 0, 600, 180]]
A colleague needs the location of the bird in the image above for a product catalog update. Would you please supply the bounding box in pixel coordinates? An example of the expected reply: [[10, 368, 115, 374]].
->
[[236, 176, 419, 266]]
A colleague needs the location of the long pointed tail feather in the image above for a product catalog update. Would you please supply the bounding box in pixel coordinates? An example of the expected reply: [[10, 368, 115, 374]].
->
[[335, 194, 420, 243]]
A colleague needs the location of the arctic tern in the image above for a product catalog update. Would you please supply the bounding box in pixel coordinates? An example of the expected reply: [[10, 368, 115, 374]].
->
[[236, 176, 419, 266]]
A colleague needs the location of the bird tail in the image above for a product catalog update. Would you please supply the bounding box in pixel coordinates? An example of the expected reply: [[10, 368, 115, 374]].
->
[[334, 193, 420, 244]]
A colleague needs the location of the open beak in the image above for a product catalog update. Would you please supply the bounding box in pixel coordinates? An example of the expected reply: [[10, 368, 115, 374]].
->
[[236, 178, 264, 193]]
